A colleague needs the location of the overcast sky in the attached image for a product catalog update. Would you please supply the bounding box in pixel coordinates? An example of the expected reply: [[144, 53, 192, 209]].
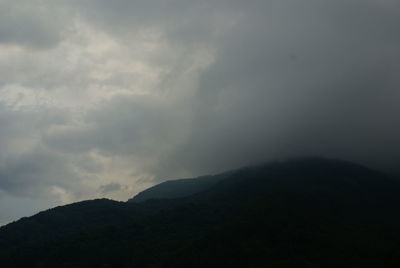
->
[[1, 0, 400, 225]]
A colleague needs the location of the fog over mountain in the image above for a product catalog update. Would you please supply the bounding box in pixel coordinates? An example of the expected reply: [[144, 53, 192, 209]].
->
[[0, 0, 400, 224]]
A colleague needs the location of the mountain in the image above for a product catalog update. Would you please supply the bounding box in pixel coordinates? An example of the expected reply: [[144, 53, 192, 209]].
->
[[1, 157, 400, 267], [128, 171, 233, 202]]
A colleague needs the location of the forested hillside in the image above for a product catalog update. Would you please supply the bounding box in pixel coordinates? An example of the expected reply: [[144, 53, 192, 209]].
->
[[1, 158, 400, 267]]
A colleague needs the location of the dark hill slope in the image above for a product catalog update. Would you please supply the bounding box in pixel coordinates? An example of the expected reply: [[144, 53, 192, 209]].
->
[[195, 158, 400, 203], [128, 171, 232, 202], [1, 158, 400, 267]]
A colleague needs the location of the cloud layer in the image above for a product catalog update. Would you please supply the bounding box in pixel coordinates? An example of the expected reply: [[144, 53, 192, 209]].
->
[[1, 0, 400, 224]]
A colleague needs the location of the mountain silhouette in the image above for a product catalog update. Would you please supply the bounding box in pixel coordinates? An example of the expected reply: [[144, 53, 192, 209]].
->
[[1, 157, 400, 267]]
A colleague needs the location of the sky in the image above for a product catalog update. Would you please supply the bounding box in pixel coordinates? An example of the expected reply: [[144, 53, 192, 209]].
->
[[0, 0, 400, 225]]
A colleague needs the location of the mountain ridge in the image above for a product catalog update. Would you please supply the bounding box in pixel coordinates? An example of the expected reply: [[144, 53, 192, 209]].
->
[[1, 157, 400, 267]]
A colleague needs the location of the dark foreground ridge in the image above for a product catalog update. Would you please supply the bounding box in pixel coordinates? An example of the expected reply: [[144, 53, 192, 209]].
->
[[1, 157, 400, 267]]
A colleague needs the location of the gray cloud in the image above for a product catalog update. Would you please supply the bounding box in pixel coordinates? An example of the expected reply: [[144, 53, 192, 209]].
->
[[0, 0, 69, 49], [155, 0, 400, 176], [0, 0, 400, 224], [99, 183, 127, 195], [67, 0, 229, 43]]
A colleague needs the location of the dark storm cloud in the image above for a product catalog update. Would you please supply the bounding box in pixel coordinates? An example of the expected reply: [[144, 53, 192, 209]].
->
[[1, 0, 400, 224], [19, 0, 400, 178], [152, 0, 400, 176]]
